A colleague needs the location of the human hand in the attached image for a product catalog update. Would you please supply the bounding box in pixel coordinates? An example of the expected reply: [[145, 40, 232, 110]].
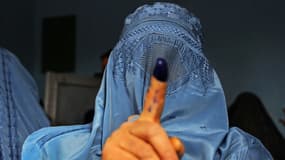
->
[[102, 118, 179, 160], [102, 58, 184, 160]]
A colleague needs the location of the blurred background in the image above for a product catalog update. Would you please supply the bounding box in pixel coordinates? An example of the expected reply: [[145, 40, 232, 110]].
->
[[1, 0, 284, 158]]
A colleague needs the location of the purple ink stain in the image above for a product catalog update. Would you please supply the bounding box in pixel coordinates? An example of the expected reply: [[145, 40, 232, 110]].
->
[[153, 97, 158, 104], [148, 105, 152, 112]]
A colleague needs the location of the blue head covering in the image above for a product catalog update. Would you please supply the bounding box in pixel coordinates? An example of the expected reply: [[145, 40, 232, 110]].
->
[[22, 2, 272, 160], [95, 2, 228, 159], [0, 48, 50, 160]]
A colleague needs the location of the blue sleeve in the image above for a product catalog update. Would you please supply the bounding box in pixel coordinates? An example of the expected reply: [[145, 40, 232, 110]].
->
[[21, 125, 92, 160], [217, 127, 273, 160]]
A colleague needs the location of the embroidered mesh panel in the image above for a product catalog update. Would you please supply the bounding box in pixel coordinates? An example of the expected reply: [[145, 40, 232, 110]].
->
[[112, 24, 213, 94]]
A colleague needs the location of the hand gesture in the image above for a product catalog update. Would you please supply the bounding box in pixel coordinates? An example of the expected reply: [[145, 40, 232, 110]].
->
[[102, 59, 184, 160]]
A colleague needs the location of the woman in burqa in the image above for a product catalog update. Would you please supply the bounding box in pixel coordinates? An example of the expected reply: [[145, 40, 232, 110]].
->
[[0, 48, 50, 160], [22, 2, 272, 160]]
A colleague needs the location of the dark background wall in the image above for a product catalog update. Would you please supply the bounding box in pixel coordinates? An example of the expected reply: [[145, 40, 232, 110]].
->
[[1, 0, 285, 136], [0, 0, 35, 72]]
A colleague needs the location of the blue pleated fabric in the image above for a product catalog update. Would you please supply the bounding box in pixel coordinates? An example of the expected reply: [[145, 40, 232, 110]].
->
[[0, 48, 50, 160], [22, 2, 272, 159]]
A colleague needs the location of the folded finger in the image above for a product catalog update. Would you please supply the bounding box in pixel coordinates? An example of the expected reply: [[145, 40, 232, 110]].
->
[[130, 121, 178, 160], [118, 132, 160, 160], [102, 146, 138, 160]]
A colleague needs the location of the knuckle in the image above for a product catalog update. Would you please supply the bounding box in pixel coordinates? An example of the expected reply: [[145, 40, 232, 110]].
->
[[145, 122, 162, 137], [140, 147, 156, 158]]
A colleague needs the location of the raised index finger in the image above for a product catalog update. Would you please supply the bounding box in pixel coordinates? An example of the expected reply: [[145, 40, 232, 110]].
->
[[139, 58, 168, 123], [138, 58, 185, 157]]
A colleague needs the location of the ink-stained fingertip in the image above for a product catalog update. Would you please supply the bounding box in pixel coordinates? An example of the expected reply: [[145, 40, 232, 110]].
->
[[153, 58, 168, 82]]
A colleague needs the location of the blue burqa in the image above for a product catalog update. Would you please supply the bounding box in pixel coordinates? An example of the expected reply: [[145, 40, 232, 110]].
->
[[0, 48, 49, 160], [22, 2, 272, 160]]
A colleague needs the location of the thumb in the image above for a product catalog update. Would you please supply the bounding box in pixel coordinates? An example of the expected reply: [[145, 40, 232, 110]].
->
[[169, 137, 185, 157]]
